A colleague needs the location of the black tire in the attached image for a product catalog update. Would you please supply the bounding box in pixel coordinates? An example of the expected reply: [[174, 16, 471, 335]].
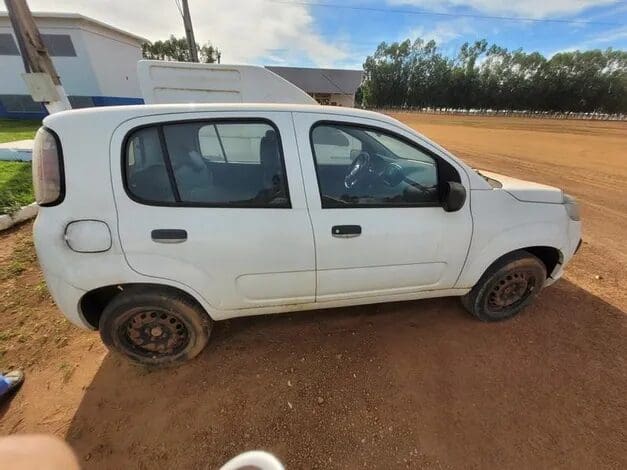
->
[[461, 251, 547, 322], [99, 287, 212, 367]]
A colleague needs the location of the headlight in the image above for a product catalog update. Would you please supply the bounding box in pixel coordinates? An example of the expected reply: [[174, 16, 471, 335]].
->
[[563, 193, 581, 221]]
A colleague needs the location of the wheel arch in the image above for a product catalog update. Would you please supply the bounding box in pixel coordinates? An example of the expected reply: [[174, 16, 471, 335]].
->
[[79, 283, 215, 329], [523, 246, 563, 277], [460, 245, 563, 289]]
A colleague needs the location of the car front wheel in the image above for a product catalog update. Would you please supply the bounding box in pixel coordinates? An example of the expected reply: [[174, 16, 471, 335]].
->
[[99, 288, 212, 367], [461, 251, 547, 321]]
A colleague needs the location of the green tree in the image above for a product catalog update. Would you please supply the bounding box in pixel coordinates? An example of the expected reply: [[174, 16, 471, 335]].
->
[[361, 38, 627, 113], [362, 40, 412, 107], [142, 35, 221, 63]]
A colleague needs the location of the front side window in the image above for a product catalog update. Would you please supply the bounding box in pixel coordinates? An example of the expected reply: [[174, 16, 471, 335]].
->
[[125, 120, 289, 208], [311, 123, 439, 208]]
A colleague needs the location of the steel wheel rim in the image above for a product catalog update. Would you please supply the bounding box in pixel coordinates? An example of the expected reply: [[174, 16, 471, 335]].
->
[[486, 270, 537, 315], [119, 307, 190, 357]]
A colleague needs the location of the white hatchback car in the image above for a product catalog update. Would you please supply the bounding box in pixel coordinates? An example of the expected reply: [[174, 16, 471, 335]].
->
[[32, 103, 581, 366]]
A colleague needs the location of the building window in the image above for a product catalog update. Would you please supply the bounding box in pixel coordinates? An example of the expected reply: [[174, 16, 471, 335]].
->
[[0, 33, 76, 57], [41, 34, 76, 57], [0, 33, 19, 55], [312, 93, 331, 105], [0, 94, 44, 113]]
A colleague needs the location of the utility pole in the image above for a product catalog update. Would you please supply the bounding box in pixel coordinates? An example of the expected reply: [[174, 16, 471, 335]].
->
[[4, 0, 71, 113], [181, 0, 199, 62]]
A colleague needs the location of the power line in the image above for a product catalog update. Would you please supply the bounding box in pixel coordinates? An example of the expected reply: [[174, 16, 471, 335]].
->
[[265, 0, 625, 26], [173, 0, 184, 19]]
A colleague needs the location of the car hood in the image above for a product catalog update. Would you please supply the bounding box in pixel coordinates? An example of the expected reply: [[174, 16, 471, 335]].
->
[[479, 170, 564, 204]]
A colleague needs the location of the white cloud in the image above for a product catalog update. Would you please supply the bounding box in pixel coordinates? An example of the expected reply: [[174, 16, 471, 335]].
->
[[549, 25, 627, 56], [406, 18, 476, 45], [588, 26, 627, 45], [388, 0, 620, 19], [1, 0, 348, 67]]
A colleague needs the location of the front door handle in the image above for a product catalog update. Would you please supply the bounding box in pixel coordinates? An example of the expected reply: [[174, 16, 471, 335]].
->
[[151, 229, 187, 243], [332, 225, 361, 238]]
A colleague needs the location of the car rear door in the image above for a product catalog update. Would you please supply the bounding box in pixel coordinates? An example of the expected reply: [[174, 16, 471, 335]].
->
[[110, 111, 315, 313], [292, 111, 472, 302]]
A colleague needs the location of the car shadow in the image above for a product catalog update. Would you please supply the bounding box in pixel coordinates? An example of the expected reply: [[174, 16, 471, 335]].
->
[[65, 280, 626, 469]]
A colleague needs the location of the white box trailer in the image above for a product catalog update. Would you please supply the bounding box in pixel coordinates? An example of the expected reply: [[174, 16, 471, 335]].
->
[[137, 60, 317, 105]]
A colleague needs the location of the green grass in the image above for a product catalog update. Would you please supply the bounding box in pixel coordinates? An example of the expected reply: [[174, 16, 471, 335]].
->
[[0, 119, 41, 143], [59, 362, 76, 383], [0, 233, 36, 280], [0, 161, 33, 215]]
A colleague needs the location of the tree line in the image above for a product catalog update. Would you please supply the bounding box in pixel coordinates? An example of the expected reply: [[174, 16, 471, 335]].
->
[[142, 35, 221, 63], [359, 39, 627, 113]]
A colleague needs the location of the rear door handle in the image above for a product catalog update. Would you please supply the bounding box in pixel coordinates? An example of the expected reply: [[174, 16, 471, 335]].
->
[[151, 229, 187, 243], [332, 225, 361, 238]]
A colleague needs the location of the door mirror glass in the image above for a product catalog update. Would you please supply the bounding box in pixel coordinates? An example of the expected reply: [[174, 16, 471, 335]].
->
[[442, 181, 466, 212]]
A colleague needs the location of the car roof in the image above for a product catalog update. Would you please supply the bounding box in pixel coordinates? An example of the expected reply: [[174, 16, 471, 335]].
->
[[42, 102, 487, 189], [44, 103, 403, 128]]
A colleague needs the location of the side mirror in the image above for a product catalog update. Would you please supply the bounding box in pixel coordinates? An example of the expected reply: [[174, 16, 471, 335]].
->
[[442, 181, 466, 212]]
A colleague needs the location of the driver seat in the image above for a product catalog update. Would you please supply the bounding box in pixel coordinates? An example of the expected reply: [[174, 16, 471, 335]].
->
[[259, 130, 283, 191]]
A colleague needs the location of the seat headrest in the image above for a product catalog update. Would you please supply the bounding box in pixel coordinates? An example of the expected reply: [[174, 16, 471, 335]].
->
[[260, 129, 279, 166]]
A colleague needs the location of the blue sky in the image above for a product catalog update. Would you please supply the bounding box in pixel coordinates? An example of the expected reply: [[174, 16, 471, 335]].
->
[[8, 0, 627, 69], [260, 0, 627, 68]]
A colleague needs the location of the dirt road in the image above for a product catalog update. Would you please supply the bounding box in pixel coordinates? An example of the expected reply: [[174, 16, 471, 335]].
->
[[0, 115, 625, 469], [390, 114, 626, 311]]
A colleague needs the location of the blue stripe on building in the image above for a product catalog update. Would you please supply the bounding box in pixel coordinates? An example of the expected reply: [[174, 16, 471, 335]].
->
[[0, 95, 144, 120]]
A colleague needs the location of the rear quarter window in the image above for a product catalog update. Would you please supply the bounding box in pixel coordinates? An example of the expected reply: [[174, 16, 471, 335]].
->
[[125, 127, 175, 203]]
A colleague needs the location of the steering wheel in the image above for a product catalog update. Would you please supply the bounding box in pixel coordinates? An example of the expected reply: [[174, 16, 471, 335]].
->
[[382, 162, 404, 187], [382, 161, 434, 194], [344, 151, 371, 189]]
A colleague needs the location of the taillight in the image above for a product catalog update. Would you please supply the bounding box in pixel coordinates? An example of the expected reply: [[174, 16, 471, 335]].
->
[[32, 127, 64, 206]]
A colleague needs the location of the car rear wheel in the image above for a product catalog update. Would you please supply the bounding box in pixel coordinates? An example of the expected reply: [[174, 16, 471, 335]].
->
[[99, 288, 212, 367], [461, 251, 547, 322]]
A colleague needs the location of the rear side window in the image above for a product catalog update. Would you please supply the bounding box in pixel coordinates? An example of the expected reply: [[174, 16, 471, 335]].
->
[[32, 127, 64, 206], [124, 120, 290, 208]]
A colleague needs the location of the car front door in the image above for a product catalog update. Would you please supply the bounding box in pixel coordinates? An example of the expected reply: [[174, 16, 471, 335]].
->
[[292, 112, 472, 302], [111, 111, 315, 313]]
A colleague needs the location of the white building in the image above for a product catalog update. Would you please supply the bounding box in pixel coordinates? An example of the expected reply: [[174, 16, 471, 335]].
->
[[0, 12, 145, 119]]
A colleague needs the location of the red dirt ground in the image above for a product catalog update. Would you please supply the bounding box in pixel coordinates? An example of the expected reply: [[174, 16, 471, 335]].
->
[[0, 114, 625, 469]]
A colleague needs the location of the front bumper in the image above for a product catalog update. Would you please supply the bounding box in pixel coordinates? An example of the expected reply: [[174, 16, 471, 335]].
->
[[544, 237, 582, 287], [544, 266, 564, 287]]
